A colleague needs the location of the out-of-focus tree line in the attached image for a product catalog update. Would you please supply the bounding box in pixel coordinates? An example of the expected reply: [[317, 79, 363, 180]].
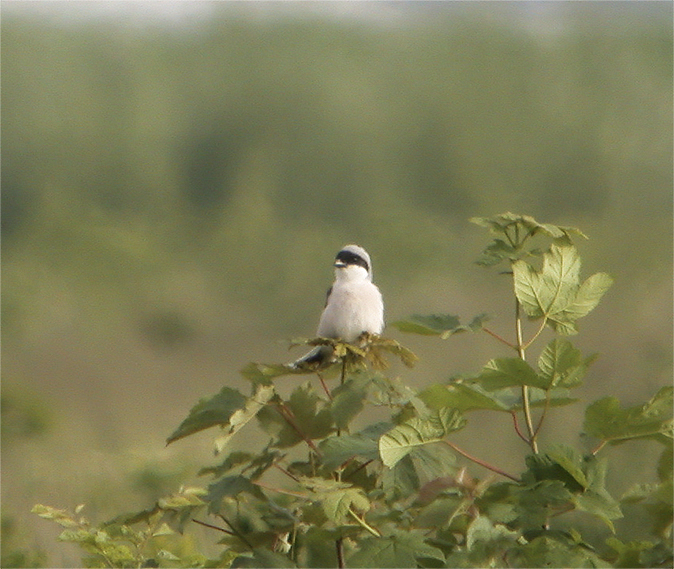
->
[[1, 3, 671, 565], [3, 3, 671, 340]]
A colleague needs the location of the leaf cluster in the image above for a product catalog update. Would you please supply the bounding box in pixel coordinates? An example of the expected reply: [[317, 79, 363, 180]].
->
[[33, 214, 672, 568]]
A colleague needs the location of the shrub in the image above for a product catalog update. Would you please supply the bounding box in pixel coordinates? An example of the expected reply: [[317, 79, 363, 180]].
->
[[34, 213, 673, 568]]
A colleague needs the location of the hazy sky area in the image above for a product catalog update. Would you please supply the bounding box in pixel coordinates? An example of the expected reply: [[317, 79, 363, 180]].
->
[[3, 0, 669, 31]]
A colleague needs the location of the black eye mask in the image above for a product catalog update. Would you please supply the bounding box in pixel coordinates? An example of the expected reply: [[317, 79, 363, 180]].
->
[[335, 250, 369, 272]]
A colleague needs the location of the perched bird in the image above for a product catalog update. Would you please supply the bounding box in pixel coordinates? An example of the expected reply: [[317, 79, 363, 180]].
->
[[293, 244, 384, 368]]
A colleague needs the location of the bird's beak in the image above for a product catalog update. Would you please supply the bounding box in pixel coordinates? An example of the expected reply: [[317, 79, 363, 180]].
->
[[334, 261, 347, 268]]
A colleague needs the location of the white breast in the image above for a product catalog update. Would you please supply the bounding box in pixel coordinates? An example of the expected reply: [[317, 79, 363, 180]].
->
[[316, 279, 384, 342]]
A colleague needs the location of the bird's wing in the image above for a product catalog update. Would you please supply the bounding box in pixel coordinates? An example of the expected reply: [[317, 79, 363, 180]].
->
[[324, 285, 333, 307]]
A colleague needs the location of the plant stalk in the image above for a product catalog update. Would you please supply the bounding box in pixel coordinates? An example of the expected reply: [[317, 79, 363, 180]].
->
[[515, 300, 538, 454]]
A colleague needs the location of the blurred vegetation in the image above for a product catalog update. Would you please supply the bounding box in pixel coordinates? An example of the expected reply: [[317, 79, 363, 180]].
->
[[1, 2, 672, 566]]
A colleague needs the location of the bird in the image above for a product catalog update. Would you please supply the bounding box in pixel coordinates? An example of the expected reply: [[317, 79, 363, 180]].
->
[[292, 244, 385, 369]]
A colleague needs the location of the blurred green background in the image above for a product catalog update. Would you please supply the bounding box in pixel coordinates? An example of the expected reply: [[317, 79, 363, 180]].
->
[[2, 1, 672, 566]]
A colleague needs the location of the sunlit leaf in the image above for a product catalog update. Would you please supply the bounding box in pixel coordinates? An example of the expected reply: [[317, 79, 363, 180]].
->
[[513, 244, 612, 334], [537, 338, 596, 389], [379, 408, 465, 467], [321, 487, 370, 524]]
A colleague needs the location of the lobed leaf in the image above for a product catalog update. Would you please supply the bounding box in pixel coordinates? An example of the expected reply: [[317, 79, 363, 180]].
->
[[257, 382, 334, 447], [537, 338, 597, 389], [320, 487, 370, 524], [319, 432, 382, 470], [584, 386, 673, 446], [391, 313, 488, 339], [347, 529, 444, 568], [513, 244, 612, 334], [419, 381, 512, 412], [379, 408, 465, 468], [477, 357, 547, 390], [166, 387, 248, 445]]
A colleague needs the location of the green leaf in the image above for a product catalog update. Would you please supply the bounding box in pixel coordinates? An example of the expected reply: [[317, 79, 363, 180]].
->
[[379, 409, 465, 468], [410, 444, 458, 481], [574, 490, 622, 532], [166, 386, 248, 445], [514, 480, 574, 530], [382, 454, 420, 502], [524, 447, 623, 531], [365, 336, 419, 368], [584, 386, 674, 445], [546, 444, 589, 489], [347, 529, 444, 568], [470, 213, 586, 240], [156, 487, 207, 510], [391, 314, 460, 336], [513, 244, 612, 334], [475, 238, 518, 267], [32, 505, 82, 528], [606, 537, 657, 568], [465, 515, 519, 551], [514, 244, 581, 317], [240, 362, 304, 385], [214, 384, 276, 453], [329, 374, 370, 430], [207, 475, 265, 513], [232, 548, 297, 568], [508, 534, 610, 568], [419, 382, 512, 412], [537, 338, 596, 389], [478, 357, 547, 390], [320, 487, 370, 524], [554, 271, 614, 325], [257, 382, 334, 447], [523, 447, 586, 493], [391, 313, 488, 338], [319, 433, 381, 470]]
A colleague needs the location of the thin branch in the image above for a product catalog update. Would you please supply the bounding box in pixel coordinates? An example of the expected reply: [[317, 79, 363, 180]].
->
[[273, 463, 302, 483], [342, 459, 374, 482], [482, 327, 517, 350], [317, 372, 333, 400], [218, 515, 254, 550], [336, 538, 345, 569], [591, 440, 608, 456], [252, 480, 308, 499], [533, 389, 552, 438], [522, 317, 548, 351], [191, 518, 235, 536], [348, 508, 381, 537], [443, 440, 519, 482], [510, 411, 530, 444], [275, 402, 322, 456]]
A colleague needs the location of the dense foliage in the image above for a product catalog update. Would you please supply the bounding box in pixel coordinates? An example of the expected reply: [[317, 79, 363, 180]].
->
[[34, 214, 673, 568]]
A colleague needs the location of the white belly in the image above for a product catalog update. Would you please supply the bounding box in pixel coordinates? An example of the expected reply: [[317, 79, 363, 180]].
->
[[316, 281, 384, 342]]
